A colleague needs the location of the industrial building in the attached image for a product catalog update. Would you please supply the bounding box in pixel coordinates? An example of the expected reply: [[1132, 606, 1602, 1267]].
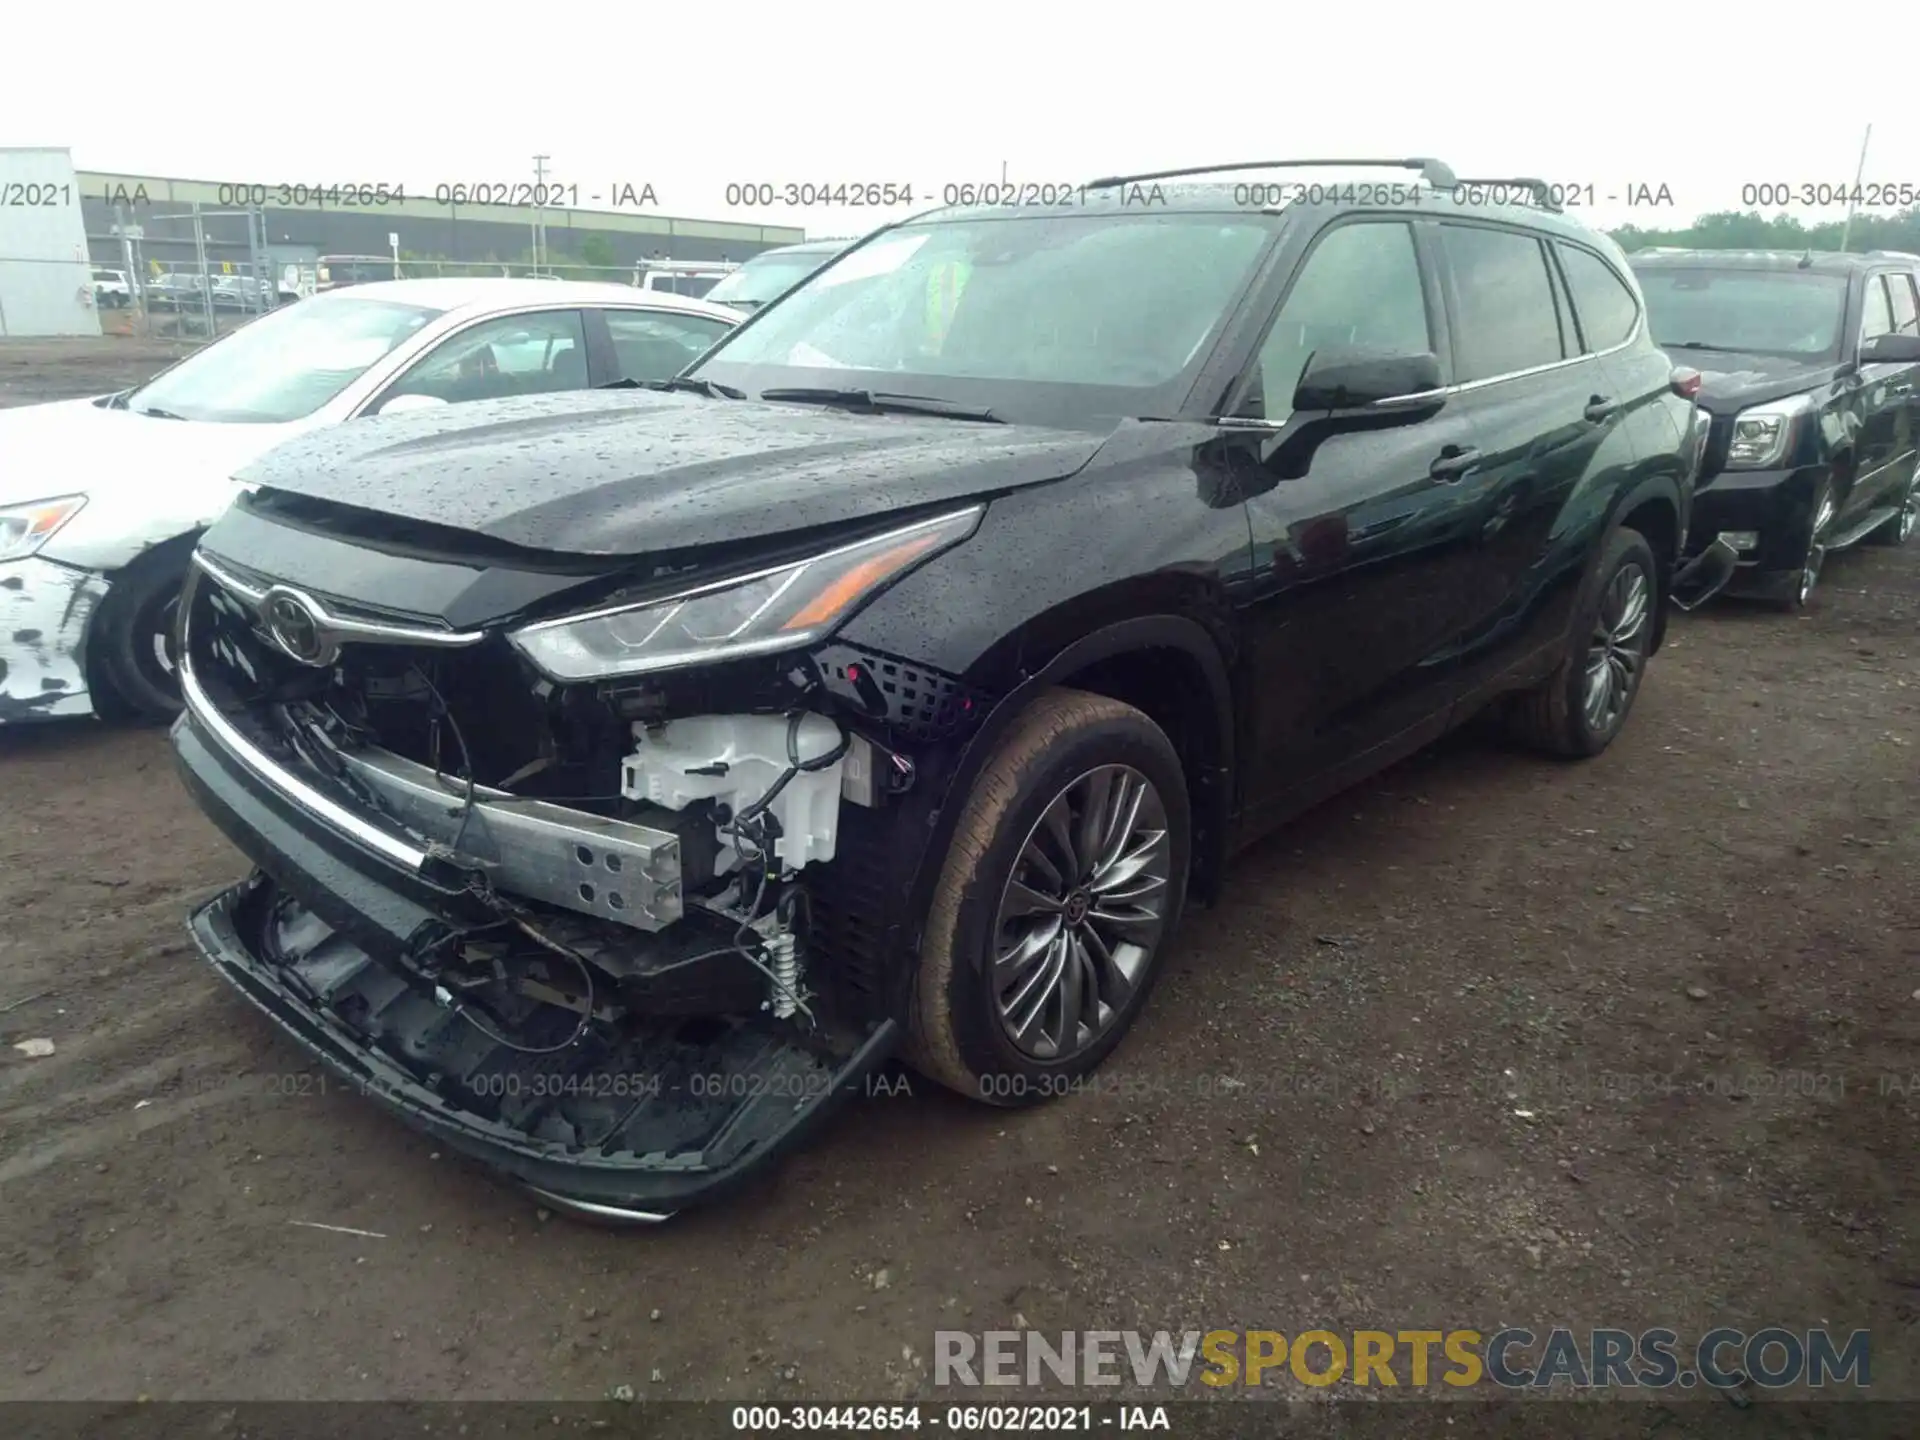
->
[[75, 169, 806, 284], [0, 147, 99, 337]]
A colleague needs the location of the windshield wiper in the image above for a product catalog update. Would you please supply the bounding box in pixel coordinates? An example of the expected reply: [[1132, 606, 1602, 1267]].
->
[[134, 405, 188, 420], [758, 387, 1002, 423], [1662, 341, 1753, 354], [601, 375, 745, 399]]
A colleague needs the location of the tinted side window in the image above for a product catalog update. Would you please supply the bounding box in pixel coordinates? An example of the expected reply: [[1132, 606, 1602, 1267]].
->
[[1441, 225, 1565, 381], [1557, 244, 1641, 351], [604, 308, 734, 381], [1862, 276, 1896, 341], [385, 310, 589, 405], [1246, 221, 1430, 421], [1885, 272, 1918, 336]]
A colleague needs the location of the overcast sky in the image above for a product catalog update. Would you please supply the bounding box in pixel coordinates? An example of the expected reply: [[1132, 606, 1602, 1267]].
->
[[5, 2, 1908, 238]]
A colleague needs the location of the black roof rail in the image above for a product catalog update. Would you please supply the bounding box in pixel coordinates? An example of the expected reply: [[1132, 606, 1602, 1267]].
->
[[1448, 177, 1561, 214], [1084, 157, 1457, 190]]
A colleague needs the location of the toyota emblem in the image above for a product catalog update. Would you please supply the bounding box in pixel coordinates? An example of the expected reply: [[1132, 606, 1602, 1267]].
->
[[262, 590, 335, 667]]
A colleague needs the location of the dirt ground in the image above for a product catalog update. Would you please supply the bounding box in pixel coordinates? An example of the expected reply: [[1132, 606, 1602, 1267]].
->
[[2, 338, 1916, 1413]]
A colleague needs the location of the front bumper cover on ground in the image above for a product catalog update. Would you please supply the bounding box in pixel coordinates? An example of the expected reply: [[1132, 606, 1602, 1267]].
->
[[0, 556, 108, 722], [172, 670, 898, 1222], [187, 877, 899, 1221]]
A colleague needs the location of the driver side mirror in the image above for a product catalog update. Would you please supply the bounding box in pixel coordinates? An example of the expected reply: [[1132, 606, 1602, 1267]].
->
[[1292, 349, 1444, 414], [1859, 332, 1920, 365], [376, 392, 449, 416]]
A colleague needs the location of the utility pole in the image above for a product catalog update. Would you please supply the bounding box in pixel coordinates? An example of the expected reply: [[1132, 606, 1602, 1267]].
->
[[531, 154, 550, 275], [1839, 123, 1872, 253]]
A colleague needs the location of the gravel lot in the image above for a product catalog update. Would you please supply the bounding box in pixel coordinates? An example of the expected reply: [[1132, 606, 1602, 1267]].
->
[[2, 338, 1916, 1412]]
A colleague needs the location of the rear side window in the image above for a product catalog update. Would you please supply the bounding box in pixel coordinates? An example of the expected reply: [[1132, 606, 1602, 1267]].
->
[[1884, 272, 1918, 336], [1862, 276, 1896, 341], [1557, 244, 1641, 351], [604, 308, 734, 381], [1441, 225, 1566, 381]]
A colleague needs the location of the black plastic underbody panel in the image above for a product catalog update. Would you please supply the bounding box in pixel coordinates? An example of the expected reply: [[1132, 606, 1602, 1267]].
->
[[189, 875, 897, 1216]]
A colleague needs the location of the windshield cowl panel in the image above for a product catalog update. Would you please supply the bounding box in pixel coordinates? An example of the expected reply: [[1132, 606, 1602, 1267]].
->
[[693, 213, 1280, 426], [125, 295, 444, 424]]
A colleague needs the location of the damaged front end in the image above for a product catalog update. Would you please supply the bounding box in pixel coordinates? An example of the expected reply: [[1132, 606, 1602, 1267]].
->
[[171, 503, 983, 1220]]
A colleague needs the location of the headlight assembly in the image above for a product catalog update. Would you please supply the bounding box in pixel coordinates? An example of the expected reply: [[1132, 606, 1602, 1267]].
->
[[1724, 397, 1808, 470], [0, 494, 88, 563], [508, 505, 983, 681]]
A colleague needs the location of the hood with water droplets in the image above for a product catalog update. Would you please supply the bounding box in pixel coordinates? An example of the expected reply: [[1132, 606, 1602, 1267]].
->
[[236, 388, 1110, 555]]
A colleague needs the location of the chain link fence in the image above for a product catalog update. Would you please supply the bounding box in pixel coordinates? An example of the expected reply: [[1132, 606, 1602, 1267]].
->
[[80, 197, 767, 339]]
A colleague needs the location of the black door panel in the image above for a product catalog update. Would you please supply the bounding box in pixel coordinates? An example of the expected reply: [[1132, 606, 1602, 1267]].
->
[[1232, 412, 1483, 803], [1220, 216, 1473, 811], [1446, 361, 1641, 691]]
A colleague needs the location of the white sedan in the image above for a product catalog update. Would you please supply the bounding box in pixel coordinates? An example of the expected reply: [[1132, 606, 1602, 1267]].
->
[[0, 279, 740, 723]]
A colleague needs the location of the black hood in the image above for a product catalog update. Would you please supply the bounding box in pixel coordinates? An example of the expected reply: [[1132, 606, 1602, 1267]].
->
[[1669, 349, 1841, 417], [237, 389, 1109, 555]]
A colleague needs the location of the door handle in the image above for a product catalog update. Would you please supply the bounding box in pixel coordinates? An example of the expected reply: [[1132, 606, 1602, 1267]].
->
[[1429, 445, 1480, 482], [1583, 395, 1618, 422]]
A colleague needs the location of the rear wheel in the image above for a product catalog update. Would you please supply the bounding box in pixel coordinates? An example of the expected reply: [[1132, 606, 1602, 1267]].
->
[[1865, 471, 1918, 547], [907, 688, 1191, 1104], [1506, 526, 1656, 758]]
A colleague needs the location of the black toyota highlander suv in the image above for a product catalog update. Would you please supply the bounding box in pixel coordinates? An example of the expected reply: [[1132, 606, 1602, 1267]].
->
[[1631, 248, 1920, 607], [169, 159, 1726, 1221]]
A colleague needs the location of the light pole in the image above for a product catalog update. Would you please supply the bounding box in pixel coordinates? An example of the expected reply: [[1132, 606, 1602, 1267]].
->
[[1838, 124, 1871, 253], [531, 154, 550, 275]]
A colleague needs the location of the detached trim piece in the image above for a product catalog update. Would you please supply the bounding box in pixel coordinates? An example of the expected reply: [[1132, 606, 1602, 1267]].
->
[[523, 1188, 674, 1225], [178, 650, 431, 873]]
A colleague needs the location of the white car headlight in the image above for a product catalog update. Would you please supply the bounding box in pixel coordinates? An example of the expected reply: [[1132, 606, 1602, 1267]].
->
[[1724, 397, 1808, 470], [508, 506, 983, 682], [0, 495, 88, 563]]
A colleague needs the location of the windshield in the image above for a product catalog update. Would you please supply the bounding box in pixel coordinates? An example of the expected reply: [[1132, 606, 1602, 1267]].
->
[[125, 294, 441, 423], [705, 250, 837, 307], [1636, 268, 1849, 359], [692, 214, 1276, 423], [322, 259, 398, 284]]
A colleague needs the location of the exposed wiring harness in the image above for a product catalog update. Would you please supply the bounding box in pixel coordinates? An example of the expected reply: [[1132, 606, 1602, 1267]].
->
[[415, 664, 480, 860], [413, 692, 843, 1043]]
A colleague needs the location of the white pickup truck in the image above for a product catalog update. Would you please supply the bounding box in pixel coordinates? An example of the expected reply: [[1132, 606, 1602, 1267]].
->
[[91, 268, 133, 307]]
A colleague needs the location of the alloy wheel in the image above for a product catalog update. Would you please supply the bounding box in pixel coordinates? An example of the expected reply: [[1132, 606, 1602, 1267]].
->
[[141, 592, 181, 691], [1583, 562, 1650, 734], [1798, 489, 1838, 605], [992, 764, 1172, 1061], [1898, 477, 1918, 544]]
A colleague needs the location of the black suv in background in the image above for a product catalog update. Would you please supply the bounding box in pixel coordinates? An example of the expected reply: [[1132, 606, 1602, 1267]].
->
[[170, 159, 1716, 1221], [1631, 249, 1920, 607]]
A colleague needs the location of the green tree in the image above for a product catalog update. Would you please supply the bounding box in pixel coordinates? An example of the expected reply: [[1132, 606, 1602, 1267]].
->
[[1608, 205, 1920, 254], [578, 233, 617, 268]]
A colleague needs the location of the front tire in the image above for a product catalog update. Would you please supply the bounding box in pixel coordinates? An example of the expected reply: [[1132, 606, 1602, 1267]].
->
[[90, 545, 191, 723], [907, 688, 1191, 1105], [1774, 478, 1837, 610], [1506, 526, 1657, 758]]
